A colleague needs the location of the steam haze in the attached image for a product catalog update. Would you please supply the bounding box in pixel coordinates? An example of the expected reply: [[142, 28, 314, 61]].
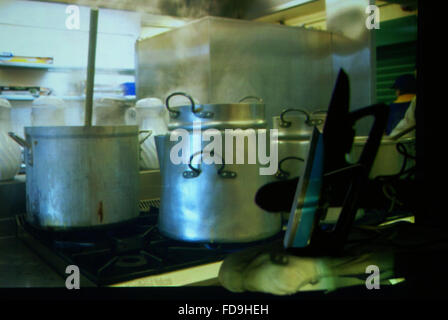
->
[[35, 0, 255, 19]]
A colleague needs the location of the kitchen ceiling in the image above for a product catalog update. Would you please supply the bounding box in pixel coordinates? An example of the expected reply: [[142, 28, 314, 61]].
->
[[33, 0, 418, 18], [257, 0, 417, 29], [31, 0, 317, 19], [30, 0, 418, 29], [380, 0, 418, 11]]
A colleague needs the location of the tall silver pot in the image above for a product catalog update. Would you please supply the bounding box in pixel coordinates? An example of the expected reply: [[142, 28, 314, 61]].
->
[[348, 136, 416, 178], [9, 126, 147, 229], [155, 92, 281, 243], [155, 133, 281, 243], [273, 109, 327, 180], [165, 93, 267, 130]]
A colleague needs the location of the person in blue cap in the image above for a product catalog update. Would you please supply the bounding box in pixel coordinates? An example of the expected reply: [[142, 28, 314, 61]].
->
[[386, 74, 417, 135]]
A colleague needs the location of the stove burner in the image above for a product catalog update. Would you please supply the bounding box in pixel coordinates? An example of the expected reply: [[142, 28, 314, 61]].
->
[[17, 210, 273, 286], [115, 255, 148, 268]]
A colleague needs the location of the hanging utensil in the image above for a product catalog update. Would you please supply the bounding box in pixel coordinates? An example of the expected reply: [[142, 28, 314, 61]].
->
[[84, 8, 98, 127]]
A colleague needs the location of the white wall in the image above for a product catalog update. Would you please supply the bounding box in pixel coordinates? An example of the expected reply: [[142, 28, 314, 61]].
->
[[0, 0, 141, 69], [0, 0, 141, 134]]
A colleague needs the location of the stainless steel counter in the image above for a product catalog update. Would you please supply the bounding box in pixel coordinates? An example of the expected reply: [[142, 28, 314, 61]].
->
[[0, 236, 65, 287], [1, 176, 65, 287]]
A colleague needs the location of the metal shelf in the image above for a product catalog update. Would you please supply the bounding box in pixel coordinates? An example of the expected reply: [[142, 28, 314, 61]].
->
[[1, 95, 136, 101], [0, 62, 53, 69], [0, 95, 35, 101], [0, 62, 135, 74]]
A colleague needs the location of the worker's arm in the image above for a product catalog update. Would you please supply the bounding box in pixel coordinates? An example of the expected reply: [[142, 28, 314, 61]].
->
[[389, 96, 417, 138]]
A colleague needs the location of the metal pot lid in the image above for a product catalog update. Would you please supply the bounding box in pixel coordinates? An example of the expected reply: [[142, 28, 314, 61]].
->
[[165, 92, 266, 130]]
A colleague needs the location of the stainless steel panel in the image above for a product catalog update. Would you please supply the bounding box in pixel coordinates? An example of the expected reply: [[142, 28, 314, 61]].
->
[[139, 169, 162, 201], [136, 17, 335, 129], [208, 18, 334, 126], [136, 18, 211, 104], [0, 237, 66, 287], [326, 0, 375, 135]]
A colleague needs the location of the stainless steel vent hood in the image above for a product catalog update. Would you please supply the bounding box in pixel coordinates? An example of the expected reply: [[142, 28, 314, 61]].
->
[[37, 0, 317, 19]]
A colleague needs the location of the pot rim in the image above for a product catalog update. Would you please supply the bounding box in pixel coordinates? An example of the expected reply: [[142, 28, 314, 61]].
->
[[25, 125, 139, 137]]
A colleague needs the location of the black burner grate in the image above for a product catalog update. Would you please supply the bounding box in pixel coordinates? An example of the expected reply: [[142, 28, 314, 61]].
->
[[17, 209, 282, 286]]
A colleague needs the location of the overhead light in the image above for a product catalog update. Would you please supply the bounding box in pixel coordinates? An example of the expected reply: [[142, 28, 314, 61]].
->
[[141, 13, 190, 28], [245, 0, 317, 19], [271, 0, 317, 12]]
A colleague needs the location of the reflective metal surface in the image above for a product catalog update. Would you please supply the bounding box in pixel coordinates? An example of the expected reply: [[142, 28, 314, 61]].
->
[[0, 237, 65, 287], [136, 17, 335, 129], [348, 136, 416, 178], [326, 0, 375, 135], [274, 111, 326, 139], [166, 92, 267, 130], [276, 139, 309, 179], [272, 111, 325, 180], [19, 126, 140, 229], [155, 132, 281, 243]]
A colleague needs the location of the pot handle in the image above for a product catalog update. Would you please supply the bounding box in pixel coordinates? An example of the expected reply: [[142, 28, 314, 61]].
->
[[124, 107, 137, 125], [279, 109, 312, 128], [183, 151, 237, 179], [275, 156, 305, 180], [165, 92, 213, 119], [8, 132, 30, 148], [138, 130, 152, 145], [238, 96, 264, 103], [8, 132, 33, 166], [309, 110, 327, 126]]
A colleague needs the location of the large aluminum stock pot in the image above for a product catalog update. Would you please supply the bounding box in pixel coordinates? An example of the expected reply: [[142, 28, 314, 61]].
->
[[348, 136, 416, 178], [155, 132, 281, 243], [165, 92, 267, 130], [155, 92, 281, 243], [9, 126, 146, 229], [273, 109, 327, 180]]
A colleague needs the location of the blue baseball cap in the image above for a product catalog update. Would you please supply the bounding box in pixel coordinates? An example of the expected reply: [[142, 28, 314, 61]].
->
[[391, 74, 417, 94]]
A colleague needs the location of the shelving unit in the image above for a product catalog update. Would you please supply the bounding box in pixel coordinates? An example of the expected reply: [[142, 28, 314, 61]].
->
[[0, 62, 53, 69], [0, 62, 135, 75], [1, 61, 136, 102], [0, 95, 36, 101], [1, 95, 136, 101]]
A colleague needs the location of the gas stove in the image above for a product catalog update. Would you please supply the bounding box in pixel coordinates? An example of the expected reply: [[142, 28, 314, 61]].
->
[[15, 199, 411, 288], [16, 207, 278, 287]]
